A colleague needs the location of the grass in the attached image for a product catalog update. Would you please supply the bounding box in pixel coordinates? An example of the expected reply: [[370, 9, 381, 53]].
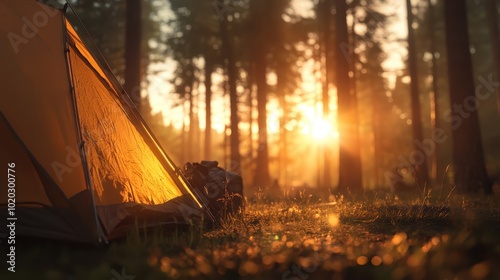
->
[[3, 190, 500, 280]]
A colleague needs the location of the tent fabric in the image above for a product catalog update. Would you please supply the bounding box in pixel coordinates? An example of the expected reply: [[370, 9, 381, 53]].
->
[[0, 114, 98, 242], [65, 22, 116, 91], [0, 115, 52, 207], [0, 0, 205, 243], [96, 195, 202, 239], [0, 0, 87, 199], [68, 46, 183, 206]]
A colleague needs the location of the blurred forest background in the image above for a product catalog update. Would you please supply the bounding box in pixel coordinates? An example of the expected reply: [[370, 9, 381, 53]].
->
[[64, 0, 500, 196]]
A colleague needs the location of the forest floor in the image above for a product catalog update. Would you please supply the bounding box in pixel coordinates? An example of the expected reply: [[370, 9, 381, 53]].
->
[[3, 190, 500, 280]]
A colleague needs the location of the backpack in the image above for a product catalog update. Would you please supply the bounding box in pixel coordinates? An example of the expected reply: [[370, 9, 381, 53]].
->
[[182, 161, 243, 223]]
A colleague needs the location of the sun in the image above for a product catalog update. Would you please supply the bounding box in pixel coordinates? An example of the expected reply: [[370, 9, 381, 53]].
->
[[298, 104, 339, 141], [311, 118, 333, 140], [308, 117, 339, 141]]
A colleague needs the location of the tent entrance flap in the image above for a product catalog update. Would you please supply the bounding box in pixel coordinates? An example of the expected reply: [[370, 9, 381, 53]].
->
[[0, 113, 97, 242]]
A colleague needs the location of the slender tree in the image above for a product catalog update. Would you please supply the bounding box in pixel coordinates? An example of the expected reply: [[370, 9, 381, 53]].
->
[[406, 0, 430, 187], [347, 0, 391, 187], [276, 56, 290, 189], [443, 0, 492, 193], [321, 0, 333, 190], [219, 1, 241, 174], [168, 0, 222, 162], [247, 64, 255, 162], [335, 0, 363, 193], [124, 0, 142, 108], [349, 5, 362, 190], [484, 0, 500, 112], [253, 51, 271, 187], [204, 55, 213, 160], [272, 2, 304, 188], [427, 0, 442, 181], [249, 0, 271, 189], [187, 67, 196, 161]]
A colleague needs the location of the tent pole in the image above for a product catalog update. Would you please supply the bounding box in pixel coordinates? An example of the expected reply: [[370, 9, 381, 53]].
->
[[62, 4, 107, 244]]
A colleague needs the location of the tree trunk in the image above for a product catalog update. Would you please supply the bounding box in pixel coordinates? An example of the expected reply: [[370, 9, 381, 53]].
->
[[276, 64, 288, 188], [443, 0, 492, 194], [194, 89, 201, 160], [204, 57, 213, 160], [181, 96, 187, 164], [247, 65, 255, 161], [219, 5, 241, 174], [427, 0, 442, 182], [124, 0, 142, 108], [406, 0, 430, 187], [254, 52, 271, 188], [335, 0, 363, 193], [485, 0, 500, 113], [322, 0, 333, 190], [372, 94, 382, 186], [349, 8, 362, 188], [188, 78, 194, 162]]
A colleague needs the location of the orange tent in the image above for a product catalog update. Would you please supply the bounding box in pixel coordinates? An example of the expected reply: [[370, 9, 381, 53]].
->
[[0, 0, 211, 243]]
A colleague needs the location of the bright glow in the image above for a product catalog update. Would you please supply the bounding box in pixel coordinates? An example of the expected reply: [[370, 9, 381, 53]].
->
[[297, 104, 339, 141], [328, 213, 340, 227], [269, 117, 280, 134], [311, 118, 332, 140]]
